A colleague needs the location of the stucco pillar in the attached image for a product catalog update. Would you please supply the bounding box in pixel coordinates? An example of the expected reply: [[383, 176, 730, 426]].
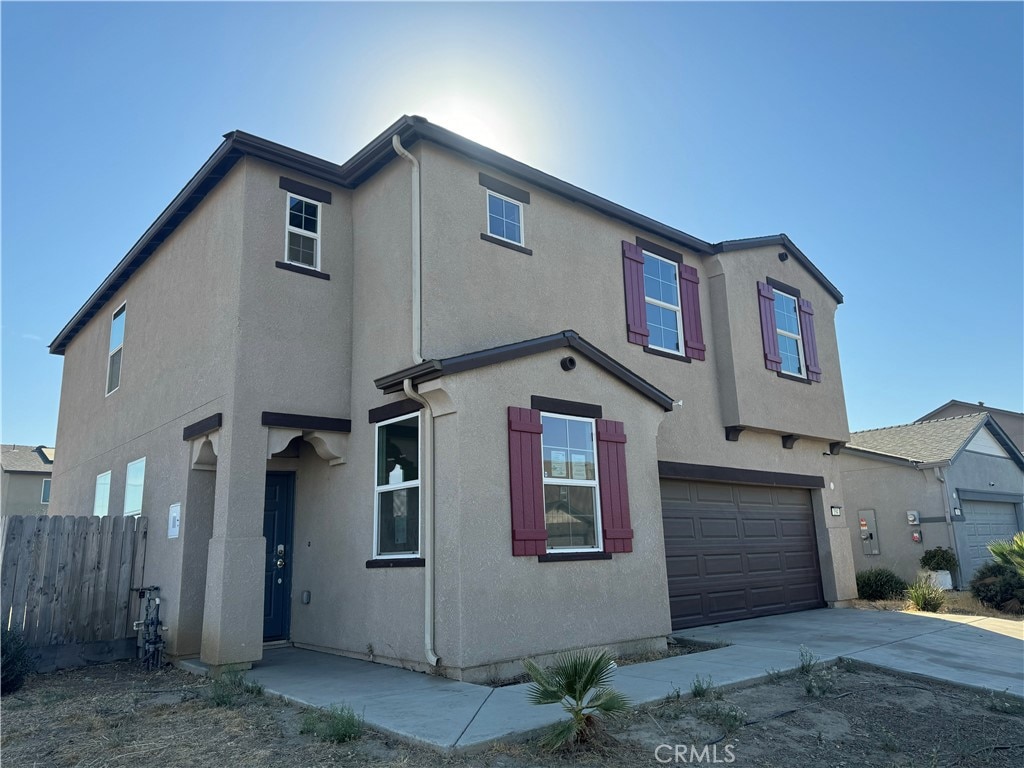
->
[[813, 488, 858, 604], [200, 418, 267, 668]]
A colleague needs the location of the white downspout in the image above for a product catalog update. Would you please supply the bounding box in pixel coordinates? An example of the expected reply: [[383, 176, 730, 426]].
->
[[392, 135, 422, 364], [404, 378, 439, 667]]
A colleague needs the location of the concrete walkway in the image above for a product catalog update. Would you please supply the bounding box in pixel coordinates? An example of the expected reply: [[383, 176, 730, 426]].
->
[[182, 608, 1023, 751]]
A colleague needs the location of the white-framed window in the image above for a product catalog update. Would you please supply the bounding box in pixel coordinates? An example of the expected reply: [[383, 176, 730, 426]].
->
[[285, 193, 320, 269], [773, 289, 806, 377], [123, 458, 145, 516], [94, 471, 111, 517], [106, 303, 126, 395], [373, 414, 420, 557], [41, 478, 51, 505], [486, 190, 524, 246], [540, 413, 602, 552], [642, 252, 685, 354]]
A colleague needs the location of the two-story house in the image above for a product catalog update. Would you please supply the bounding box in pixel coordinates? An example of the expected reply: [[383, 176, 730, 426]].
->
[[1, 444, 54, 516], [48, 116, 856, 680]]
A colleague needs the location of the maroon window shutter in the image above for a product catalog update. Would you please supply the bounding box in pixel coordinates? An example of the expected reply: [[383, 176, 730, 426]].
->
[[621, 241, 649, 346], [596, 419, 633, 553], [757, 281, 782, 372], [678, 263, 706, 361], [508, 407, 547, 556], [798, 298, 822, 382]]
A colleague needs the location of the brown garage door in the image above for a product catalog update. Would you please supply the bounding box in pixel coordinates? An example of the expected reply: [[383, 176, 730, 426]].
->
[[662, 480, 825, 629]]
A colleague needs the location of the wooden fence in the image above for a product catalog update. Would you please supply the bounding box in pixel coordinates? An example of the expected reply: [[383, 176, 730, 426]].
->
[[1, 514, 148, 671]]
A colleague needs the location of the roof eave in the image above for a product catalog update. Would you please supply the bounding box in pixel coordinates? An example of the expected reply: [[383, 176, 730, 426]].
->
[[714, 234, 844, 305]]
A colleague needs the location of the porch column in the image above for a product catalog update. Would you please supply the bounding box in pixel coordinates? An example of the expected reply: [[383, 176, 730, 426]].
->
[[200, 417, 267, 669]]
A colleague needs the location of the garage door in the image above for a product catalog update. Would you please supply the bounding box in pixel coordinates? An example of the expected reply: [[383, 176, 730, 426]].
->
[[963, 500, 1021, 577], [662, 480, 825, 629]]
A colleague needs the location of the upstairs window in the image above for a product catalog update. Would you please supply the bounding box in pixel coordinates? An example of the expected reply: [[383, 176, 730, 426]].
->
[[773, 289, 805, 376], [757, 279, 822, 382], [487, 191, 523, 246], [106, 304, 126, 395], [643, 252, 685, 354], [374, 414, 420, 557], [286, 194, 320, 269], [41, 478, 51, 505]]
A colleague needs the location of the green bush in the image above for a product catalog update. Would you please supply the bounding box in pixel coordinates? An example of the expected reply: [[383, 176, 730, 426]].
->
[[856, 568, 907, 600], [1, 627, 32, 695], [970, 561, 1024, 614], [906, 577, 945, 612], [988, 532, 1024, 578], [920, 547, 958, 572], [208, 669, 264, 707], [301, 704, 364, 743]]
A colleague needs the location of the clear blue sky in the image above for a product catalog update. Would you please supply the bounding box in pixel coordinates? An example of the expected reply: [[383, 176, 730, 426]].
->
[[2, 1, 1022, 445]]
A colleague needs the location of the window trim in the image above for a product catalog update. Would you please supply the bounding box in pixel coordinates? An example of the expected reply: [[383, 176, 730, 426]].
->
[[123, 457, 145, 517], [284, 192, 322, 271], [772, 288, 807, 379], [540, 411, 604, 554], [106, 302, 126, 396], [94, 471, 111, 517], [372, 412, 421, 560], [41, 478, 51, 505], [485, 190, 525, 247], [642, 250, 686, 356]]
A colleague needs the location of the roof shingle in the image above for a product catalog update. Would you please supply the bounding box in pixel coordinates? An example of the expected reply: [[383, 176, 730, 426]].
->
[[847, 413, 988, 464], [1, 444, 55, 473]]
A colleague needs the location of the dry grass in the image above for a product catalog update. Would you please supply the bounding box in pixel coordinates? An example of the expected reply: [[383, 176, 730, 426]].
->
[[852, 589, 1024, 621]]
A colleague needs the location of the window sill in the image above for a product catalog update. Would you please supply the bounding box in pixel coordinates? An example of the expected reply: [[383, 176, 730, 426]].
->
[[480, 233, 533, 255], [776, 371, 812, 385], [275, 261, 331, 281], [643, 346, 691, 363], [365, 558, 425, 569], [537, 552, 612, 563]]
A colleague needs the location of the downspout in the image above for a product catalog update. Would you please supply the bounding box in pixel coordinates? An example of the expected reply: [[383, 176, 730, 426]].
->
[[404, 378, 439, 667], [392, 135, 422, 364], [934, 466, 962, 587]]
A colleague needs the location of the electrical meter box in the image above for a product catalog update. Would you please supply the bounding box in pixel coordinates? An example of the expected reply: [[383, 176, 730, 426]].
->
[[858, 510, 880, 556]]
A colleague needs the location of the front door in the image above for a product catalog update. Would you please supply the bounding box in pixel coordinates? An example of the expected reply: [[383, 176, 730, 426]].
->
[[263, 472, 294, 641]]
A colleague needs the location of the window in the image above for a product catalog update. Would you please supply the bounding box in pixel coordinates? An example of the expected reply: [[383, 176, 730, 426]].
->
[[41, 478, 51, 505], [285, 193, 320, 269], [773, 289, 805, 377], [374, 414, 420, 557], [94, 471, 111, 516], [643, 252, 685, 354], [486, 191, 523, 246], [106, 304, 125, 395], [540, 413, 602, 551], [123, 458, 145, 516]]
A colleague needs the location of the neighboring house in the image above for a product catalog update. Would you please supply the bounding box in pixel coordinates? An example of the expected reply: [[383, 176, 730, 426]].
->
[[917, 400, 1024, 454], [841, 413, 1024, 587], [47, 116, 856, 680], [1, 444, 55, 516]]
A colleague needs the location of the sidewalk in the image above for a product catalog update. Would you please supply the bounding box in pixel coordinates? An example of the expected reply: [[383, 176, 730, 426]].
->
[[179, 607, 1023, 751]]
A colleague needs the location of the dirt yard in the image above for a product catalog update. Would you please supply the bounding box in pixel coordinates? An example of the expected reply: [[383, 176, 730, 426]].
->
[[1, 659, 1021, 767], [851, 590, 1024, 621]]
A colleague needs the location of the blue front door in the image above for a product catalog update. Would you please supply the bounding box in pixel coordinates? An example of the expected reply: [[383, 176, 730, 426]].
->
[[263, 472, 294, 641]]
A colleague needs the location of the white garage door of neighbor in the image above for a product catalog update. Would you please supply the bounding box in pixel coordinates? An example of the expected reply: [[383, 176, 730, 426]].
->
[[963, 500, 1021, 576]]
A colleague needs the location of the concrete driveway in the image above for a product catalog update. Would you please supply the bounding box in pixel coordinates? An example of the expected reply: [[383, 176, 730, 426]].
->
[[674, 607, 1024, 698]]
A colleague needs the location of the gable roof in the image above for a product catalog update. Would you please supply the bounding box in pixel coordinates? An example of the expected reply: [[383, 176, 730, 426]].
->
[[1, 444, 55, 474], [374, 330, 674, 411], [50, 116, 844, 356], [846, 413, 1024, 470], [916, 400, 1024, 452]]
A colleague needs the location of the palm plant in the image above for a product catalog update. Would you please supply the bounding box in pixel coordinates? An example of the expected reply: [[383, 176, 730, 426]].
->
[[989, 532, 1024, 578], [522, 649, 631, 750]]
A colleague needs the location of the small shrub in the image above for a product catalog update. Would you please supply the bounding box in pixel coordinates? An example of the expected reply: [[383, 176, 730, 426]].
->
[[208, 669, 264, 706], [797, 645, 819, 675], [523, 650, 631, 750], [856, 568, 907, 600], [696, 701, 747, 734], [906, 577, 946, 612], [301, 704, 364, 743], [970, 561, 1024, 614], [986, 692, 1024, 716], [804, 667, 836, 697], [690, 674, 716, 699], [988, 532, 1024, 578], [920, 547, 958, 572], [1, 627, 32, 695]]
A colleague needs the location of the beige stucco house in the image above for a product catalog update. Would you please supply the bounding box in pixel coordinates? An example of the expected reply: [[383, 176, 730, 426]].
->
[[841, 413, 1024, 587], [48, 116, 856, 679], [1, 444, 54, 516]]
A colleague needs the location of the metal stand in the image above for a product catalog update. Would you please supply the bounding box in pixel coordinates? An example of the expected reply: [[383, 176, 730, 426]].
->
[[133, 585, 166, 671]]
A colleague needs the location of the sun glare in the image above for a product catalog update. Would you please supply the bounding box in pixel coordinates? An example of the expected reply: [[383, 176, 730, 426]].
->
[[419, 95, 532, 162]]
